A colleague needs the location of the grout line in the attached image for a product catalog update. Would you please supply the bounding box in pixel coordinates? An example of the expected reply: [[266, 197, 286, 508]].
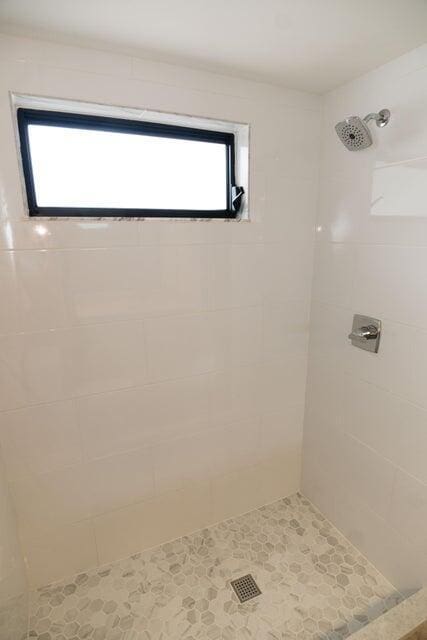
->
[[343, 429, 427, 490], [312, 298, 427, 334], [0, 300, 296, 339], [0, 349, 306, 416]]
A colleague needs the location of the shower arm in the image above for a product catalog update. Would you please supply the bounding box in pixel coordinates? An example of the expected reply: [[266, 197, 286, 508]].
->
[[363, 109, 390, 127], [363, 113, 382, 124]]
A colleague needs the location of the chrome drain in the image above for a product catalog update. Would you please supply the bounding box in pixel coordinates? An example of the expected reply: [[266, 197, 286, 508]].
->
[[230, 574, 261, 603]]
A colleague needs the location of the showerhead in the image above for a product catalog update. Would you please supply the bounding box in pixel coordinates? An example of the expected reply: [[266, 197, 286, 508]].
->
[[335, 109, 390, 151], [335, 116, 372, 151]]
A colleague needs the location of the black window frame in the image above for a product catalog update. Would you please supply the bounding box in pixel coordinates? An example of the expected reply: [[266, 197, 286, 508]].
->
[[17, 107, 244, 219]]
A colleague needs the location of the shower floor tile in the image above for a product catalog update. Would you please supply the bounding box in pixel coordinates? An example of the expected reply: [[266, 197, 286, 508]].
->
[[29, 493, 401, 640]]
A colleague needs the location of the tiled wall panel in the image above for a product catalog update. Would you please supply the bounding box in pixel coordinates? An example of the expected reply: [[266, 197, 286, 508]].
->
[[0, 33, 320, 587], [303, 44, 427, 595]]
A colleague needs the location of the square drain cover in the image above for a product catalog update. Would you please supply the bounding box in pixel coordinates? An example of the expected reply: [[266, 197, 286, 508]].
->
[[230, 574, 261, 603]]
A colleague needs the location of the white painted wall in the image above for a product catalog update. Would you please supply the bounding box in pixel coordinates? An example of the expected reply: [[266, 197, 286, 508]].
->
[[0, 446, 28, 639], [303, 44, 427, 595], [0, 34, 320, 588]]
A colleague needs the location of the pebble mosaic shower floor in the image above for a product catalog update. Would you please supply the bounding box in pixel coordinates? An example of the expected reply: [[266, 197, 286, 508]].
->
[[29, 493, 401, 640]]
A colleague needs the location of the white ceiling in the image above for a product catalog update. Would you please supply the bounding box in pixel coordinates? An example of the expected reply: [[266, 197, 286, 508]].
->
[[1, 0, 427, 94]]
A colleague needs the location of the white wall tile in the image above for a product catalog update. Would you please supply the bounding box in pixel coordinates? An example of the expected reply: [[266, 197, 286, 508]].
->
[[140, 220, 229, 246], [0, 221, 48, 251], [76, 387, 148, 460], [315, 177, 366, 244], [204, 417, 260, 478], [380, 397, 427, 485], [260, 358, 308, 411], [263, 242, 313, 303], [215, 306, 264, 368], [139, 245, 211, 316], [87, 448, 155, 516], [263, 177, 317, 245], [275, 107, 321, 181], [51, 220, 141, 249], [353, 245, 427, 328], [262, 300, 310, 362], [0, 401, 81, 481], [93, 497, 162, 566], [332, 372, 427, 486], [144, 312, 223, 381], [94, 482, 212, 566], [208, 244, 265, 309], [0, 250, 66, 334], [10, 464, 92, 535], [153, 432, 214, 492], [0, 447, 28, 624], [0, 220, 141, 251], [388, 470, 427, 554], [259, 406, 304, 464], [211, 464, 270, 523], [337, 433, 396, 521], [209, 365, 262, 425], [0, 331, 65, 410], [14, 251, 67, 331], [77, 375, 211, 461], [0, 252, 22, 334], [312, 242, 356, 308], [22, 521, 98, 588], [63, 321, 147, 396], [60, 248, 144, 324], [211, 457, 299, 525], [0, 322, 147, 410]]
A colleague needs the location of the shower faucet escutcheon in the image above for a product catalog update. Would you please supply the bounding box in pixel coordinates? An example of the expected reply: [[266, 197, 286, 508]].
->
[[348, 315, 381, 353]]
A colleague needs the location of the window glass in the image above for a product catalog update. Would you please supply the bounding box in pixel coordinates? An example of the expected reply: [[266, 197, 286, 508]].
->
[[27, 124, 228, 210]]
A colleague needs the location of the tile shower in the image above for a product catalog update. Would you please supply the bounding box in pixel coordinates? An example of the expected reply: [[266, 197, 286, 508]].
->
[[0, 31, 426, 640]]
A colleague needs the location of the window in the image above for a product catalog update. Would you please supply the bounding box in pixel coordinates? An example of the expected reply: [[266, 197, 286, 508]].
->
[[17, 108, 244, 218]]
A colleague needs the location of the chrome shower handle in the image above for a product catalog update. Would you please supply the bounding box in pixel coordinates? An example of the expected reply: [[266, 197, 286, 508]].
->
[[348, 315, 381, 353], [348, 325, 379, 342]]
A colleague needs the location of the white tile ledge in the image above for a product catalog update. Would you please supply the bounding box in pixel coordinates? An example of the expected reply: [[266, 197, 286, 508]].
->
[[349, 588, 427, 640]]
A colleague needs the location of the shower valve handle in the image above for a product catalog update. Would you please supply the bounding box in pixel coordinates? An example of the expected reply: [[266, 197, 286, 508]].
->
[[348, 325, 379, 342]]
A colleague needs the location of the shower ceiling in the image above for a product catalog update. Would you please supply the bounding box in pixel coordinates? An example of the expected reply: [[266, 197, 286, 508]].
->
[[0, 0, 427, 93]]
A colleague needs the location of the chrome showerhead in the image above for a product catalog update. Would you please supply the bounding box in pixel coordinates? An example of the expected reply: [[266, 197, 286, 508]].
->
[[335, 116, 372, 151], [335, 109, 390, 151]]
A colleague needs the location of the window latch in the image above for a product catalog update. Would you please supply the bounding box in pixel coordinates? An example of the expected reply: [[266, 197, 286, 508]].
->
[[231, 185, 244, 213]]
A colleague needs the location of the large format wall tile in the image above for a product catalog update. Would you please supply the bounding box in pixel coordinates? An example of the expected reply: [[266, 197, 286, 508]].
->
[[21, 521, 98, 588], [10, 464, 93, 535], [0, 322, 147, 410], [0, 401, 81, 480], [76, 374, 212, 459]]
